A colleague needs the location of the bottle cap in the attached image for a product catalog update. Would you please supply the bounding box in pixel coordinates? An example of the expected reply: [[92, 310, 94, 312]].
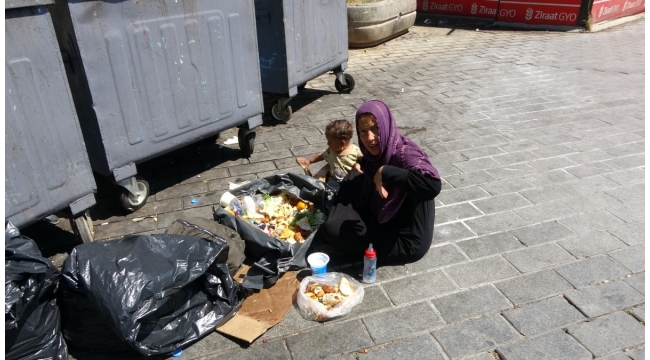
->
[[365, 243, 376, 259]]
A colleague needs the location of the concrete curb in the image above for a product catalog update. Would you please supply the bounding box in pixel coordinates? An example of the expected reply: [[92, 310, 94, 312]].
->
[[415, 11, 646, 32], [588, 12, 645, 32], [491, 21, 584, 32], [415, 13, 586, 32]]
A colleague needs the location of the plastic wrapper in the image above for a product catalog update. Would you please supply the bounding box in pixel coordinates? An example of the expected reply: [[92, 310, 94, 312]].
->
[[5, 222, 68, 360], [214, 173, 335, 290], [59, 234, 248, 356], [296, 273, 364, 322]]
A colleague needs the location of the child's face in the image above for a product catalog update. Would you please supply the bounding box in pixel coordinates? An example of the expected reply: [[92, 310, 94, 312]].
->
[[326, 134, 348, 153]]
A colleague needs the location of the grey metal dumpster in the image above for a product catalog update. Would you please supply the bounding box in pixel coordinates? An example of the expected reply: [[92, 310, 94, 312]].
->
[[5, 1, 97, 243], [254, 0, 355, 123], [50, 0, 264, 211]]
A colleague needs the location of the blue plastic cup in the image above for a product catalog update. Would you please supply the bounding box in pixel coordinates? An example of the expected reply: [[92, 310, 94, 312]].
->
[[307, 253, 329, 276]]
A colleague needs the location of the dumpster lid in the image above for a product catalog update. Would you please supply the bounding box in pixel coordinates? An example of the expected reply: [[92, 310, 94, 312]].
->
[[5, 0, 54, 10]]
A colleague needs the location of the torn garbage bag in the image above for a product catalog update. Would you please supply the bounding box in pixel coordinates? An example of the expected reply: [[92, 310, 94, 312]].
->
[[214, 172, 335, 290], [59, 234, 249, 356], [5, 222, 68, 360], [164, 217, 246, 276]]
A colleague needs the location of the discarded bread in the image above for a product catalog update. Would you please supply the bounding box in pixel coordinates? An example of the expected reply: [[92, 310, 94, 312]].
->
[[297, 273, 365, 322], [303, 279, 355, 311], [339, 277, 353, 296]]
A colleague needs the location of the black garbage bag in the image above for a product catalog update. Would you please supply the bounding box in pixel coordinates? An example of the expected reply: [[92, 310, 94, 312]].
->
[[59, 234, 249, 356], [214, 172, 335, 290], [5, 222, 68, 360]]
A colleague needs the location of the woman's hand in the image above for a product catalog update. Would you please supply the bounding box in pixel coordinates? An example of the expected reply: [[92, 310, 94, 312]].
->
[[353, 163, 363, 174], [374, 166, 388, 199]]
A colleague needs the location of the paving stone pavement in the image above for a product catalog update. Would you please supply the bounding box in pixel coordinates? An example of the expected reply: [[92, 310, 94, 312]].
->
[[54, 18, 644, 360]]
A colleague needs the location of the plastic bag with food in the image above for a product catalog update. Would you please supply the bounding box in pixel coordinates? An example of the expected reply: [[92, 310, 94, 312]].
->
[[296, 273, 364, 322]]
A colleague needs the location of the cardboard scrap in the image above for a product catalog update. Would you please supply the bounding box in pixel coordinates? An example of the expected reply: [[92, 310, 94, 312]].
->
[[217, 265, 299, 343]]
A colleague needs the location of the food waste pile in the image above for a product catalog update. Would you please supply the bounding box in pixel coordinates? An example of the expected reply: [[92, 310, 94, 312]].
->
[[223, 191, 326, 243]]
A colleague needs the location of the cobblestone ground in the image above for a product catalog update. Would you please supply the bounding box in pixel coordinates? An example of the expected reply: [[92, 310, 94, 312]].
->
[[61, 18, 644, 360]]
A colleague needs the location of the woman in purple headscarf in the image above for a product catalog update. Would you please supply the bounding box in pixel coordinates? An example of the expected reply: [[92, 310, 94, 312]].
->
[[316, 100, 441, 264]]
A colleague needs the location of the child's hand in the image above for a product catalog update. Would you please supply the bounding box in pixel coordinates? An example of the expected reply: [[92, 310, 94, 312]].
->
[[296, 157, 310, 167], [353, 163, 363, 174]]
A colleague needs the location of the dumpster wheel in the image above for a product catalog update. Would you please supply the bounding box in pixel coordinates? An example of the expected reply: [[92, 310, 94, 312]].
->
[[238, 127, 256, 158], [119, 177, 149, 212], [72, 211, 94, 243], [272, 103, 292, 123], [335, 74, 355, 93]]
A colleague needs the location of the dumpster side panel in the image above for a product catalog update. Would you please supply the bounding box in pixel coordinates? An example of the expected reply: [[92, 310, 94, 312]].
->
[[285, 0, 349, 90], [5, 6, 96, 228], [63, 0, 263, 176], [255, 0, 349, 95], [255, 0, 289, 95]]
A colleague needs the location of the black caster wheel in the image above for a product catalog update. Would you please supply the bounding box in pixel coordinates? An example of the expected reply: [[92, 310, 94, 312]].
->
[[119, 177, 149, 212], [272, 103, 292, 123], [72, 211, 94, 243], [238, 127, 256, 158], [335, 73, 355, 93]]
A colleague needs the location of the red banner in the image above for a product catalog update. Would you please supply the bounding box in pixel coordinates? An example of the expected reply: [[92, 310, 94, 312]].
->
[[591, 0, 645, 22], [496, 0, 582, 25], [417, 0, 499, 19]]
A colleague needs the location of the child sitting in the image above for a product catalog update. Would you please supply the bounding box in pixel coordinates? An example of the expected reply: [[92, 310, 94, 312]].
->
[[296, 119, 362, 189]]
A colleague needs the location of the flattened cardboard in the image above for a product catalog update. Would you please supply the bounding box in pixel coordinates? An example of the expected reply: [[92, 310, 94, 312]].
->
[[217, 265, 299, 343]]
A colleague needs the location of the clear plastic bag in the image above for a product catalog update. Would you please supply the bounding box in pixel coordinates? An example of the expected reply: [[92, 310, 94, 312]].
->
[[296, 273, 364, 322]]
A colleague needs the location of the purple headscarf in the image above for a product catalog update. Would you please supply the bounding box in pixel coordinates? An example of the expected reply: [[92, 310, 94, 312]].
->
[[356, 100, 440, 224]]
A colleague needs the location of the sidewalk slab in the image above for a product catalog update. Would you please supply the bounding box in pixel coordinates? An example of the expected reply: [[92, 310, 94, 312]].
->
[[363, 302, 445, 343], [444, 256, 520, 288], [433, 222, 477, 244], [567, 312, 645, 357], [497, 331, 591, 360], [463, 212, 528, 236], [356, 334, 447, 360], [284, 320, 373, 360], [625, 346, 645, 360], [406, 244, 468, 273], [432, 314, 521, 359], [382, 271, 458, 305], [565, 280, 644, 318], [495, 269, 573, 305], [555, 256, 630, 288], [432, 285, 512, 323], [503, 243, 576, 273], [508, 221, 574, 246], [502, 296, 585, 336], [557, 231, 627, 258], [608, 244, 645, 273], [457, 232, 524, 259], [624, 273, 645, 295]]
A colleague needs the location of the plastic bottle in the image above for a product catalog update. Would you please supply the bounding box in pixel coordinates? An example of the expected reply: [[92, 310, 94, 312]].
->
[[242, 196, 257, 216], [229, 198, 244, 217], [363, 243, 377, 283]]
